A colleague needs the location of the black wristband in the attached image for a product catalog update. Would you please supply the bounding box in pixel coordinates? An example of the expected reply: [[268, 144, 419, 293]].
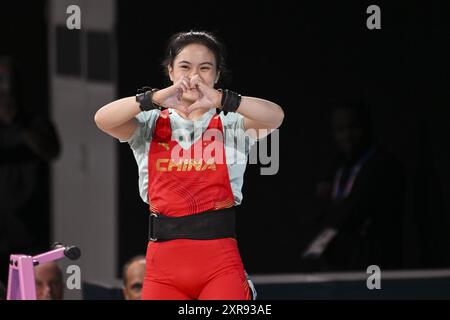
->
[[216, 89, 242, 115], [136, 87, 164, 112]]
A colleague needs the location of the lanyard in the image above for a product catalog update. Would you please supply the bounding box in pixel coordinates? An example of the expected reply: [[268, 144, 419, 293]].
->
[[332, 147, 376, 200]]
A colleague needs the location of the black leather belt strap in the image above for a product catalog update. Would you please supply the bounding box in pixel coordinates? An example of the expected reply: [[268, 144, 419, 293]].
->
[[148, 207, 236, 242]]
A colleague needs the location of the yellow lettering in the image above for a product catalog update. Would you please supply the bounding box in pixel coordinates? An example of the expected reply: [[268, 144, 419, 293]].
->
[[202, 159, 216, 171], [188, 160, 203, 171], [182, 159, 189, 171], [156, 159, 168, 172], [157, 159, 217, 172], [167, 160, 183, 171]]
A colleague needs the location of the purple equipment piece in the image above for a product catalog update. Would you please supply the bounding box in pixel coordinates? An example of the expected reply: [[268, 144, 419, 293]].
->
[[7, 242, 81, 300]]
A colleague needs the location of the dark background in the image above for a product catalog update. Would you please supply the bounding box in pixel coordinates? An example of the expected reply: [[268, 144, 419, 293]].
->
[[1, 0, 449, 278], [0, 0, 51, 252]]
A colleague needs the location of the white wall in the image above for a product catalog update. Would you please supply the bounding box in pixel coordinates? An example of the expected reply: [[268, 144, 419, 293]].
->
[[48, 0, 117, 299]]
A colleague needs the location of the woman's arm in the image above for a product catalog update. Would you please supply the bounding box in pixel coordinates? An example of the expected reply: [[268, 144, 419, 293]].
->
[[94, 77, 191, 140], [94, 97, 140, 141], [185, 78, 284, 140], [237, 96, 284, 140]]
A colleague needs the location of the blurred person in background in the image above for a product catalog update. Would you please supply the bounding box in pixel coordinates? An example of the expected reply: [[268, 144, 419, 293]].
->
[[122, 255, 146, 300], [302, 101, 405, 271], [0, 57, 61, 283], [34, 261, 64, 300]]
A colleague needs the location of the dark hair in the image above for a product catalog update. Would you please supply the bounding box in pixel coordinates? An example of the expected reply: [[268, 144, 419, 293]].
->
[[331, 99, 374, 147], [333, 100, 372, 130], [161, 30, 230, 86], [122, 255, 146, 286]]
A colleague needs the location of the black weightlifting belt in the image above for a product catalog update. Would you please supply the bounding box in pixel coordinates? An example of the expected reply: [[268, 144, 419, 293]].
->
[[148, 207, 236, 242]]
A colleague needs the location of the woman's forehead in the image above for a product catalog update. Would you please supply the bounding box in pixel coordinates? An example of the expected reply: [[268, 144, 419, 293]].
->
[[175, 44, 216, 64]]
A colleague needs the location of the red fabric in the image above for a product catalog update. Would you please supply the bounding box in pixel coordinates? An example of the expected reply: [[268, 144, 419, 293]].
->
[[142, 238, 251, 300], [142, 110, 250, 300], [147, 109, 234, 216]]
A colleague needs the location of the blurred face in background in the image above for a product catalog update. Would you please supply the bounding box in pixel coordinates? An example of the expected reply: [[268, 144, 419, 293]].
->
[[332, 108, 370, 161], [35, 261, 64, 300], [123, 258, 146, 300]]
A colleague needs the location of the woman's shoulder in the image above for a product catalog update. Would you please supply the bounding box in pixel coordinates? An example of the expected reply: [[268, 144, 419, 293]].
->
[[136, 109, 161, 125], [219, 111, 243, 128]]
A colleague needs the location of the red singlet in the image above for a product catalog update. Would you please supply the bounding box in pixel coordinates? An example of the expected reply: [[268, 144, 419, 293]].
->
[[141, 109, 251, 300]]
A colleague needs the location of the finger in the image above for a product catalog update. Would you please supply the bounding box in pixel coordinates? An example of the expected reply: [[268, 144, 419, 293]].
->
[[172, 88, 183, 102], [182, 78, 190, 90], [180, 82, 188, 93], [194, 82, 208, 97], [175, 76, 188, 90], [195, 81, 207, 90], [174, 75, 185, 87], [169, 78, 185, 96], [189, 74, 202, 88], [187, 77, 193, 89]]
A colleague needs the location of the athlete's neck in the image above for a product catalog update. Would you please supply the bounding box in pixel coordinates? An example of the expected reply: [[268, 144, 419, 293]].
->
[[174, 108, 210, 122]]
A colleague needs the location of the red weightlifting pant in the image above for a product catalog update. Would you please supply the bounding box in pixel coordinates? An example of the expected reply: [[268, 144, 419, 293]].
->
[[142, 238, 251, 300]]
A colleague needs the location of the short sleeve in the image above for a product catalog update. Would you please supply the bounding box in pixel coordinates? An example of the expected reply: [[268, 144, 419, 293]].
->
[[220, 112, 257, 153], [119, 110, 160, 151], [235, 113, 257, 148]]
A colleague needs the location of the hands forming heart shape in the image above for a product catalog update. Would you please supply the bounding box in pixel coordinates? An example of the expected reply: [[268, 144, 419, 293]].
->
[[153, 75, 221, 116]]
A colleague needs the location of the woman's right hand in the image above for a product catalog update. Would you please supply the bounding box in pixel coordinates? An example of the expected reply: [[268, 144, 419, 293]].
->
[[152, 76, 191, 114]]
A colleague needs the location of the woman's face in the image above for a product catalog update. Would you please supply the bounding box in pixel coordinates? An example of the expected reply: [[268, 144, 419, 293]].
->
[[168, 43, 219, 103]]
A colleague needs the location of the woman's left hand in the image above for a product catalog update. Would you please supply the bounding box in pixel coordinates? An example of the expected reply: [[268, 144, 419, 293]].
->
[[186, 75, 221, 114]]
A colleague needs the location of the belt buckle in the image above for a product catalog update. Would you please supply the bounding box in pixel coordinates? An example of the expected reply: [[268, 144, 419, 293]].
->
[[149, 213, 158, 242]]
